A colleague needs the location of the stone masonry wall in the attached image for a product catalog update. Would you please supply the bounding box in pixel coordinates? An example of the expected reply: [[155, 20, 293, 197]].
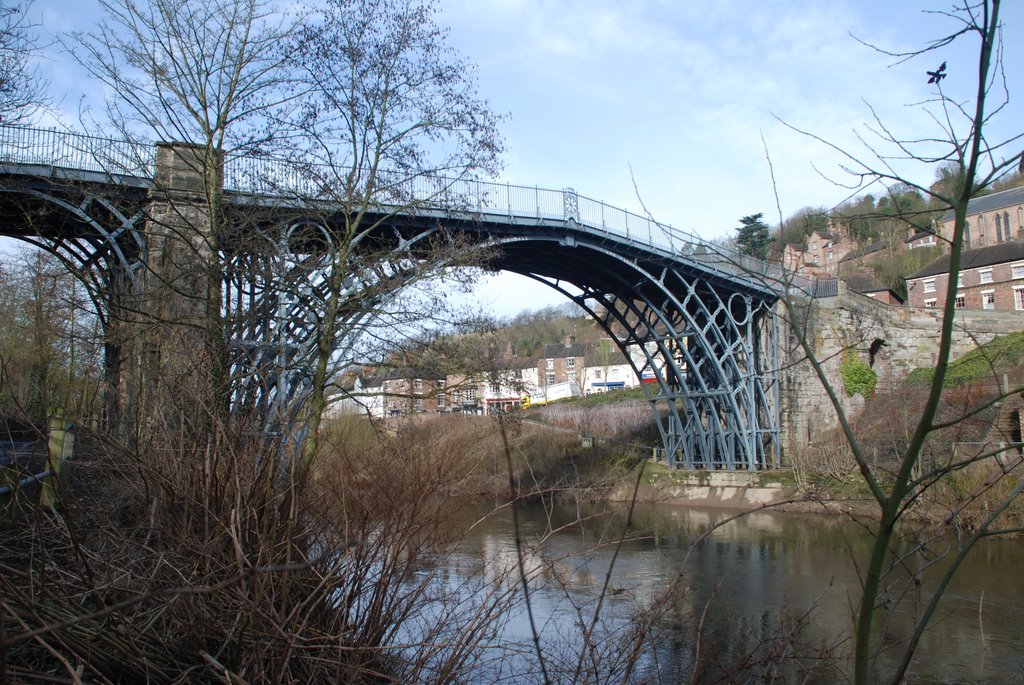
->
[[778, 284, 1023, 460]]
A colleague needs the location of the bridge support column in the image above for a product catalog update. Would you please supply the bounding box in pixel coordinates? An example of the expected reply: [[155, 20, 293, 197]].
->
[[139, 142, 224, 444]]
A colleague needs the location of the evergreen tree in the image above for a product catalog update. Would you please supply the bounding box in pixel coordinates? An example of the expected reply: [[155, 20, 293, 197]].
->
[[735, 213, 772, 259]]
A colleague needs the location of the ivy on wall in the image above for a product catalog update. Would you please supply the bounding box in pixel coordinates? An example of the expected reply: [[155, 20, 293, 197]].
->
[[841, 351, 877, 398]]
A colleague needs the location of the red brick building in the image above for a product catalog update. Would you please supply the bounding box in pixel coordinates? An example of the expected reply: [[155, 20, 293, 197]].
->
[[937, 186, 1024, 248], [906, 242, 1024, 311]]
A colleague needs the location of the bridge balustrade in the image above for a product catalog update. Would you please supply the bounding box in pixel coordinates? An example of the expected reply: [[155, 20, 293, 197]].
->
[[0, 124, 825, 297]]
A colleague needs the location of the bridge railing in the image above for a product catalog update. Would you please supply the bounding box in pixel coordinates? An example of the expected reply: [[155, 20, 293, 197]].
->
[[0, 125, 154, 177], [0, 124, 824, 296]]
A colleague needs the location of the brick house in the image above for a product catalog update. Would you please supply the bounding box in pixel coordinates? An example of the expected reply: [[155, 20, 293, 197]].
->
[[782, 227, 857, 277], [937, 186, 1024, 248], [536, 335, 586, 396], [842, 272, 904, 305], [906, 241, 1024, 311], [380, 371, 445, 416]]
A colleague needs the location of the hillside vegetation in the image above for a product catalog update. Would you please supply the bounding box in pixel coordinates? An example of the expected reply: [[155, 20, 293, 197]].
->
[[906, 331, 1024, 387]]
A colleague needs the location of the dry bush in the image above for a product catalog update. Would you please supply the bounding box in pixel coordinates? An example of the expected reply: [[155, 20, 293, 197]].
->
[[535, 400, 654, 439], [0, 410, 517, 683]]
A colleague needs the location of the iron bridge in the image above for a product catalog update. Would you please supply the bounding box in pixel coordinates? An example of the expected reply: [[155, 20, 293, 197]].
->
[[0, 125, 831, 470]]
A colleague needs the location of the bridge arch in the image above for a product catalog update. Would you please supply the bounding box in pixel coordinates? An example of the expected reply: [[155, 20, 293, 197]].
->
[[476, 234, 780, 469]]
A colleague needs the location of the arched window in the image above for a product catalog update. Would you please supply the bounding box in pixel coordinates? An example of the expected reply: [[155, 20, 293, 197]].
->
[[996, 213, 1003, 242], [1006, 212, 1014, 238], [965, 220, 972, 248]]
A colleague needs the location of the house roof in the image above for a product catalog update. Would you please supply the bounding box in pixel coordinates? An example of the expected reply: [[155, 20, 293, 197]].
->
[[908, 240, 1024, 280], [906, 228, 937, 243], [811, 230, 845, 242], [842, 273, 903, 302], [940, 186, 1024, 222], [842, 273, 889, 293], [840, 239, 886, 262], [541, 342, 588, 359]]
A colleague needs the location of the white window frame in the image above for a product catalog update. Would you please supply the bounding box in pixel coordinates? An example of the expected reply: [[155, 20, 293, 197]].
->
[[923, 278, 936, 293], [1012, 263, 1024, 279], [567, 357, 575, 370], [545, 372, 555, 384], [979, 268, 994, 284], [924, 298, 937, 308], [982, 289, 996, 310], [545, 358, 554, 370], [954, 292, 965, 309], [1014, 286, 1024, 311]]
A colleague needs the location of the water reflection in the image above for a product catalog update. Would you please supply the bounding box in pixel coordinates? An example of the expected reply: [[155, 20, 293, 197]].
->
[[445, 501, 1024, 683]]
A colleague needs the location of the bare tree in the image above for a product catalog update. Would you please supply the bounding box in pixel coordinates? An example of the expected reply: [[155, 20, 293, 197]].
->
[[277, 0, 504, 466], [0, 0, 46, 123], [772, 2, 1024, 682]]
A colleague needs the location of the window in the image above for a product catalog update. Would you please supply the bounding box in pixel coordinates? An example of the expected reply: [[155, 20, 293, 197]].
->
[[955, 293, 965, 309], [567, 357, 575, 370], [1012, 263, 1024, 279], [464, 386, 476, 401], [956, 273, 965, 288], [982, 290, 996, 310], [996, 214, 1003, 242], [490, 382, 501, 395], [828, 251, 834, 261], [414, 378, 423, 391], [546, 358, 554, 370], [1015, 287, 1024, 311], [979, 268, 993, 284], [413, 398, 423, 410], [437, 394, 445, 408], [923, 278, 936, 293], [545, 372, 555, 384], [924, 299, 937, 308], [965, 221, 972, 248], [594, 369, 602, 379]]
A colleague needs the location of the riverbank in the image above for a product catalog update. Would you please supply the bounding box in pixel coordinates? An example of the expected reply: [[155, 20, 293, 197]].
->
[[606, 462, 800, 509]]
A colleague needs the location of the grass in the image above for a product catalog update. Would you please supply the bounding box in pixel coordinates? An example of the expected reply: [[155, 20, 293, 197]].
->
[[906, 331, 1024, 387]]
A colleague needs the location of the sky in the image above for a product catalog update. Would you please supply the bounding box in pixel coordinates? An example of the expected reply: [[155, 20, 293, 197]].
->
[[22, 0, 1024, 318]]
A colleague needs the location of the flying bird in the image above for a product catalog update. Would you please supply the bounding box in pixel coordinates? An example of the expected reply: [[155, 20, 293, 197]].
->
[[927, 61, 947, 84]]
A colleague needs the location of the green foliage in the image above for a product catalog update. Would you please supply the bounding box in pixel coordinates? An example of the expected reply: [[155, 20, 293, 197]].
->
[[778, 206, 830, 247], [841, 352, 877, 398], [735, 213, 773, 259], [871, 244, 942, 301], [907, 332, 1024, 387]]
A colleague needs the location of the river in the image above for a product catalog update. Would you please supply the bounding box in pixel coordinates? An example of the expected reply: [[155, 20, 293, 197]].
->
[[427, 500, 1024, 683]]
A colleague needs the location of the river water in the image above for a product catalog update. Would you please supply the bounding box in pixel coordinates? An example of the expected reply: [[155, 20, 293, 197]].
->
[[435, 500, 1024, 683]]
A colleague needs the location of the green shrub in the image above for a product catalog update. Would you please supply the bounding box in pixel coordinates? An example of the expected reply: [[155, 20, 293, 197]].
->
[[841, 352, 877, 398], [906, 331, 1024, 388]]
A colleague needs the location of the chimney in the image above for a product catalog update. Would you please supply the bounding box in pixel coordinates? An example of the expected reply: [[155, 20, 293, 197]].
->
[[564, 334, 575, 347]]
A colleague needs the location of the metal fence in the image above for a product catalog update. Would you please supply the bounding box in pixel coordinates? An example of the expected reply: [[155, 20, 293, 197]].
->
[[0, 124, 830, 297]]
